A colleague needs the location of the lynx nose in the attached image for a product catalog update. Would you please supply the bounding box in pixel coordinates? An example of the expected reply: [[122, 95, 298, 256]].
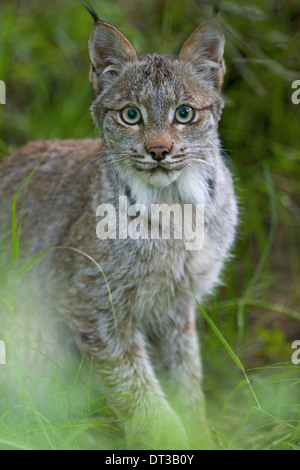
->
[[148, 146, 170, 161]]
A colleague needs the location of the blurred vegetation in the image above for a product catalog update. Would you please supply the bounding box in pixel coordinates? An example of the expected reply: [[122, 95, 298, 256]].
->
[[0, 0, 300, 450]]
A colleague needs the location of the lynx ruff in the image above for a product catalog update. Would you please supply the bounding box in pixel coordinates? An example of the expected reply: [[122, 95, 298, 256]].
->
[[0, 4, 238, 450]]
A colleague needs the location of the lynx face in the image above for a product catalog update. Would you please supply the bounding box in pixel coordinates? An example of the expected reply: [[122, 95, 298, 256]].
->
[[93, 56, 221, 188], [89, 19, 225, 190]]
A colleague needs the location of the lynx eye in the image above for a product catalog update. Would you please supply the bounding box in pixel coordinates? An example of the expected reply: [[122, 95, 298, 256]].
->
[[121, 107, 142, 125], [175, 106, 195, 124]]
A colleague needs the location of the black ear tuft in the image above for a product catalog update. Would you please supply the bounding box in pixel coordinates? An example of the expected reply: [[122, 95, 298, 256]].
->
[[81, 1, 100, 24]]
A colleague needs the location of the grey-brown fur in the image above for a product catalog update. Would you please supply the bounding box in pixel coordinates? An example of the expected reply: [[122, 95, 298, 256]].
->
[[0, 15, 237, 449]]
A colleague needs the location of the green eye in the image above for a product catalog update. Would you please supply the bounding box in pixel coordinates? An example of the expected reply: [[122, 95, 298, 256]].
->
[[175, 106, 195, 124], [121, 107, 141, 125]]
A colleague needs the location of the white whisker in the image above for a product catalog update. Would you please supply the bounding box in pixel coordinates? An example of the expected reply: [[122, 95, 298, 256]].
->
[[188, 157, 216, 169]]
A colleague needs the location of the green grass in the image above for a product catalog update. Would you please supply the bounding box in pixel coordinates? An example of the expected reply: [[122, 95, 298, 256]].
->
[[1, 0, 300, 450], [0, 150, 121, 450]]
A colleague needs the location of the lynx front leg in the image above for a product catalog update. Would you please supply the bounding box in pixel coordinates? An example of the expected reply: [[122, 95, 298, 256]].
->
[[75, 318, 189, 450], [152, 304, 213, 449]]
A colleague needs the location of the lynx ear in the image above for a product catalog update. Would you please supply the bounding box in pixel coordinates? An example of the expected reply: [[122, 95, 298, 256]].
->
[[178, 19, 225, 89], [88, 21, 138, 95]]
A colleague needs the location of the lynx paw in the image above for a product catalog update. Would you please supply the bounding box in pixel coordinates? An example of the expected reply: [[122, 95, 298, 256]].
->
[[125, 402, 189, 450]]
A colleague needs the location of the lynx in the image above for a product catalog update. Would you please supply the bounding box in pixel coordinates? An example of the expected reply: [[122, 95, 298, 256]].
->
[[0, 4, 237, 450]]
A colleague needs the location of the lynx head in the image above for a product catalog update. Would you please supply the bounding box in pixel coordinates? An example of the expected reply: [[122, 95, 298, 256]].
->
[[86, 6, 225, 192]]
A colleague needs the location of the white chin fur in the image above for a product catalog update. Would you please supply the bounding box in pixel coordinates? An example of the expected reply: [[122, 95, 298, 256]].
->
[[117, 163, 209, 211], [139, 168, 181, 188]]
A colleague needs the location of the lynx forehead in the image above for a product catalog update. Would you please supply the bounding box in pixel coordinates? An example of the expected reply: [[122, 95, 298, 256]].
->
[[100, 54, 219, 108]]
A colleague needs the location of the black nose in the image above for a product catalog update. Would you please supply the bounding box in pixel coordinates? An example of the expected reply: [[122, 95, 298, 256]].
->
[[148, 146, 170, 161]]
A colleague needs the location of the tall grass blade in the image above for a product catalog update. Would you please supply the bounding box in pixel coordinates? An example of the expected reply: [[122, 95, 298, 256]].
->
[[0, 293, 13, 311], [11, 154, 47, 264], [197, 300, 244, 370], [15, 246, 117, 328], [245, 164, 278, 295], [196, 300, 262, 410]]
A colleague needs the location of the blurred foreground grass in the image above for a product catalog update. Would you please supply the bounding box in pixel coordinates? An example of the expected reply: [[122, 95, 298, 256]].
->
[[0, 0, 300, 450]]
